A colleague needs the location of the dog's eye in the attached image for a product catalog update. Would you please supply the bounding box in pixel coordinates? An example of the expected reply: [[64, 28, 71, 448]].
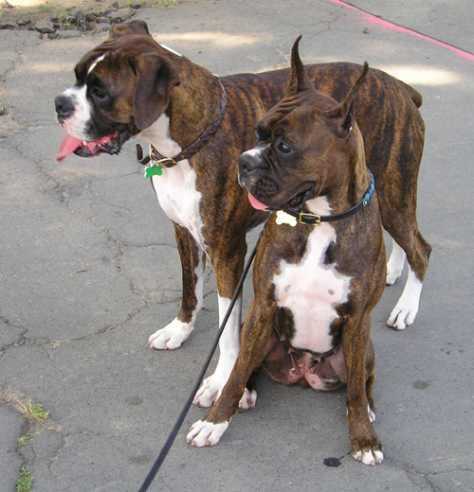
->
[[256, 126, 271, 142], [90, 86, 108, 101], [276, 139, 292, 154]]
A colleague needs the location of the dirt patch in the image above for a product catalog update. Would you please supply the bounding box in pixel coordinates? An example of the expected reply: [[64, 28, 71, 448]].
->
[[0, 0, 177, 38]]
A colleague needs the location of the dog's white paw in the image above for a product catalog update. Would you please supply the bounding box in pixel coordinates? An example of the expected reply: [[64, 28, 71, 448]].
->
[[387, 302, 417, 330], [352, 448, 384, 466], [186, 420, 229, 447], [193, 374, 225, 408], [387, 292, 419, 330], [387, 268, 422, 330], [238, 388, 257, 411], [148, 318, 193, 350]]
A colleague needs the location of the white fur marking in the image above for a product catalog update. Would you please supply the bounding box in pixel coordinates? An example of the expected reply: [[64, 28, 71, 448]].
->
[[353, 448, 384, 465], [387, 266, 422, 330], [186, 420, 229, 447], [62, 85, 91, 140], [386, 239, 406, 285], [238, 388, 257, 410], [59, 54, 107, 140], [139, 115, 206, 250], [368, 406, 376, 423], [148, 260, 204, 349], [193, 296, 241, 407], [87, 53, 106, 75], [242, 146, 264, 159], [273, 196, 351, 354], [160, 43, 183, 57], [148, 318, 193, 350]]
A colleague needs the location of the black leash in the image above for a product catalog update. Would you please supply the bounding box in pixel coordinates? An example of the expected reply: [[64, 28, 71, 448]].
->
[[137, 242, 259, 492]]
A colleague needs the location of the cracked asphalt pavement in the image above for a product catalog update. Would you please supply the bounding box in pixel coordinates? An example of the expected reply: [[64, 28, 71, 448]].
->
[[1, 1, 473, 490]]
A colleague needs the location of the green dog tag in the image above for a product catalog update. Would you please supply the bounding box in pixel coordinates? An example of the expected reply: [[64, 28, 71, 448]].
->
[[145, 164, 163, 179]]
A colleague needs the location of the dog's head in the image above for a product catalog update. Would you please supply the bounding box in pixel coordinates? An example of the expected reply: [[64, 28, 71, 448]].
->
[[54, 20, 180, 161], [239, 36, 368, 212]]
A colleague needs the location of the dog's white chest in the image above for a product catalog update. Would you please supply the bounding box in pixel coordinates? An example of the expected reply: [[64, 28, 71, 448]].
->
[[139, 115, 205, 249], [152, 162, 204, 248], [273, 221, 351, 354]]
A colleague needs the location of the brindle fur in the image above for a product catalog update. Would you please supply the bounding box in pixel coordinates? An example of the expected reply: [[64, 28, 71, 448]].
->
[[70, 20, 429, 341], [203, 51, 385, 459]]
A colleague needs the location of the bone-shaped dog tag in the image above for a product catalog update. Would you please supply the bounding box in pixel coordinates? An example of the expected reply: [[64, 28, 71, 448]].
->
[[275, 210, 297, 227]]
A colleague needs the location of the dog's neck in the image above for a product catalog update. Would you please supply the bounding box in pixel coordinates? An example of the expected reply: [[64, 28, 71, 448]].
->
[[138, 59, 222, 159], [306, 132, 370, 217], [169, 60, 223, 148]]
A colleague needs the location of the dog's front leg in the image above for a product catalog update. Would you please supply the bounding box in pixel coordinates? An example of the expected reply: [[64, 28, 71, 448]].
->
[[187, 307, 272, 447], [343, 312, 383, 465], [193, 243, 246, 407], [149, 224, 205, 350]]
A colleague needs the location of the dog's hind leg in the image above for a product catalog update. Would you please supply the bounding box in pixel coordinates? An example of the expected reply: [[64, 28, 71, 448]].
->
[[148, 224, 205, 350], [381, 207, 431, 331], [378, 118, 431, 330]]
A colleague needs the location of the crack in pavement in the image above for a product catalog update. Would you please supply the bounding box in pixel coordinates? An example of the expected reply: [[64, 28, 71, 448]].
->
[[386, 455, 474, 492]]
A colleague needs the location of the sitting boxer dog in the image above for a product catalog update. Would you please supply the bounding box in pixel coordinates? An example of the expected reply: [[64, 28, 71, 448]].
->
[[187, 54, 386, 466], [54, 21, 430, 408]]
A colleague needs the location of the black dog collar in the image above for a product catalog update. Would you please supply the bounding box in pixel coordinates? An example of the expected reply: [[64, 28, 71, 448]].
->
[[136, 79, 227, 169], [275, 172, 375, 226]]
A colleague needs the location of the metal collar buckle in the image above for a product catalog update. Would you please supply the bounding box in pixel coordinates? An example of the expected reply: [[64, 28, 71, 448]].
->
[[154, 157, 177, 168], [298, 211, 321, 225]]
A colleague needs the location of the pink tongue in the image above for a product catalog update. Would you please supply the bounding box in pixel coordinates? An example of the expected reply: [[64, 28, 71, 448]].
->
[[56, 135, 83, 162], [247, 193, 268, 211], [56, 133, 115, 162]]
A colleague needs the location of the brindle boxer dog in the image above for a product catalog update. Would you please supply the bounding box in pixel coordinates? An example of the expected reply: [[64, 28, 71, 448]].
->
[[54, 21, 430, 408], [187, 52, 385, 465]]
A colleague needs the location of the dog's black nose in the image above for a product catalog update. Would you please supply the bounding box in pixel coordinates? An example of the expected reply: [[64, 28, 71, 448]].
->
[[55, 95, 74, 120], [239, 148, 265, 176]]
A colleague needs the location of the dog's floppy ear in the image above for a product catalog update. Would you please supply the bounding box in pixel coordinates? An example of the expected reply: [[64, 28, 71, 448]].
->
[[109, 20, 151, 39], [286, 35, 310, 95], [131, 52, 180, 130], [325, 62, 369, 137]]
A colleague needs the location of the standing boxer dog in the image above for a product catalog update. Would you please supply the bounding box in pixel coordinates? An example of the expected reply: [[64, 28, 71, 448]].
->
[[54, 21, 430, 408], [187, 55, 386, 465]]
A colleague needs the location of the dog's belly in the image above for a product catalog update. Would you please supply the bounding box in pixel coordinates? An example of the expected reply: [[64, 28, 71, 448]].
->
[[273, 223, 351, 354], [152, 160, 205, 249]]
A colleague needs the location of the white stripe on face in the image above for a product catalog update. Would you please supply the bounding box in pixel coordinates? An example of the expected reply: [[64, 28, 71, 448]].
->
[[58, 54, 108, 140], [61, 85, 92, 141], [87, 53, 106, 75], [159, 43, 183, 57]]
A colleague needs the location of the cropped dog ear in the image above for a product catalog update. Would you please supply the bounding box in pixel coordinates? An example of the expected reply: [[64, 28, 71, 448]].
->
[[325, 62, 369, 137], [131, 52, 180, 130], [109, 20, 151, 39], [286, 35, 310, 95]]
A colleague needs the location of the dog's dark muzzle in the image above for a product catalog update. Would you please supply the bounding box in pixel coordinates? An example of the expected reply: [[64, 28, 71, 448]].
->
[[239, 149, 280, 200]]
